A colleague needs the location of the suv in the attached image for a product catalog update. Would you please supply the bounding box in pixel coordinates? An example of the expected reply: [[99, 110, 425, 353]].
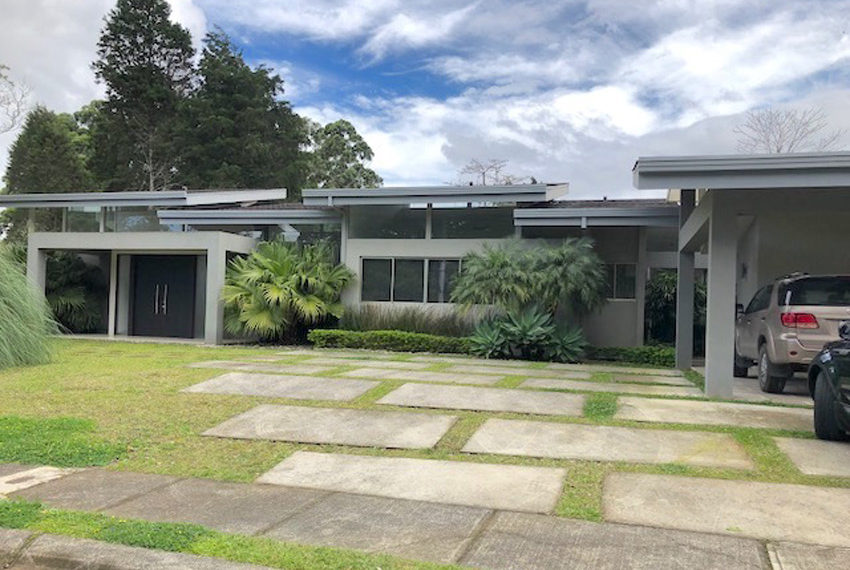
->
[[734, 274, 850, 394]]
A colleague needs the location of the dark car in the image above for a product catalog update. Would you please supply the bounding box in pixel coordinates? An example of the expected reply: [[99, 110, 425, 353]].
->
[[807, 321, 850, 441]]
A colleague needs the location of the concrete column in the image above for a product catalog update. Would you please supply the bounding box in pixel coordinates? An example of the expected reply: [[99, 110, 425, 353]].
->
[[204, 240, 227, 345], [635, 227, 648, 346], [107, 251, 118, 336], [676, 190, 696, 370], [703, 194, 737, 398], [25, 243, 47, 295]]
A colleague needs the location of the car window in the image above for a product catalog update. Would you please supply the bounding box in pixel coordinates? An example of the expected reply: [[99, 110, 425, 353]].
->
[[745, 285, 773, 313], [778, 277, 850, 306]]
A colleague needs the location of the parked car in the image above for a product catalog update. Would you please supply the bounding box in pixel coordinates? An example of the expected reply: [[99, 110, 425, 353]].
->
[[807, 322, 850, 441], [734, 273, 850, 394]]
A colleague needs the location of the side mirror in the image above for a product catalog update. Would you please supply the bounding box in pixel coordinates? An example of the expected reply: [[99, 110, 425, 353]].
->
[[840, 321, 850, 341], [736, 303, 744, 316]]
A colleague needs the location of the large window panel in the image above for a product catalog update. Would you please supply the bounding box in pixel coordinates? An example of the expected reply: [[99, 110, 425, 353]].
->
[[361, 259, 392, 301], [431, 206, 515, 238], [393, 259, 425, 302], [427, 259, 460, 303], [349, 205, 426, 239], [66, 207, 100, 232]]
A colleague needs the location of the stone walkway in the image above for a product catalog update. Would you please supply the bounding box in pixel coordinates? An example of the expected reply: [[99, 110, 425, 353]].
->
[[521, 377, 703, 396], [183, 371, 378, 401]]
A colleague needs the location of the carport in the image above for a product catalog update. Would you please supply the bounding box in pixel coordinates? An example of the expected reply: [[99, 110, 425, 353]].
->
[[633, 153, 850, 397]]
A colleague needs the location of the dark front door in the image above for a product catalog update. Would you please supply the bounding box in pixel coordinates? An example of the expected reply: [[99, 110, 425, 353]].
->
[[131, 255, 197, 338]]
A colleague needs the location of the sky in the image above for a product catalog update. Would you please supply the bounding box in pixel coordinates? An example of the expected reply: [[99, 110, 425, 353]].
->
[[1, 0, 850, 198]]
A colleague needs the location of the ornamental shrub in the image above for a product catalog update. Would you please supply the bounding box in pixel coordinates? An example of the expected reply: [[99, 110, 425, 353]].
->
[[307, 329, 471, 354]]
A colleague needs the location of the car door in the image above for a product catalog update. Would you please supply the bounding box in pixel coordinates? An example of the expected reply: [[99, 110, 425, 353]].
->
[[737, 285, 773, 359]]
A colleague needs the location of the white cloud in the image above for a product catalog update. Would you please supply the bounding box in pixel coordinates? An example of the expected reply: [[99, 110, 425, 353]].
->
[[360, 3, 478, 59]]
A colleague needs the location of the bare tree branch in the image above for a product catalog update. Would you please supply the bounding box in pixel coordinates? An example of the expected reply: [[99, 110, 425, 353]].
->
[[734, 106, 845, 154], [0, 64, 30, 134], [458, 158, 530, 185]]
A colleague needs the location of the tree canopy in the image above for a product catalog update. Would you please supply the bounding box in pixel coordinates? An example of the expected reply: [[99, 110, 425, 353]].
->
[[307, 119, 383, 189]]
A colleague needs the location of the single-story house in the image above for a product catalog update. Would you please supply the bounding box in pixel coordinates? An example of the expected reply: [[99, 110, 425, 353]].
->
[[0, 183, 702, 347]]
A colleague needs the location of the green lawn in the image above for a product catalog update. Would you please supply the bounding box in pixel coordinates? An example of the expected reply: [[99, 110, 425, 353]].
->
[[0, 338, 844, 525]]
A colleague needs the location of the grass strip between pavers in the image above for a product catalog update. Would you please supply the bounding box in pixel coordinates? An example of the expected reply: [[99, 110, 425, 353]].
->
[[0, 498, 456, 570]]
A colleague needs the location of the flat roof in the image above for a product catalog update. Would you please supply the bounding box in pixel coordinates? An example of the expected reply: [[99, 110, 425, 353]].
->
[[633, 152, 850, 190], [0, 188, 287, 209], [158, 208, 341, 226], [302, 184, 567, 206], [514, 200, 678, 228]]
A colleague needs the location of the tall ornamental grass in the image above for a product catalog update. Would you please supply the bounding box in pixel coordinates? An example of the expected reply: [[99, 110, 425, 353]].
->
[[339, 304, 481, 337], [0, 248, 55, 369]]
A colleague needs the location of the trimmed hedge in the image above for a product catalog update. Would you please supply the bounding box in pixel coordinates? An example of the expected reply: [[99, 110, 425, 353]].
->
[[585, 345, 675, 368], [308, 329, 472, 354]]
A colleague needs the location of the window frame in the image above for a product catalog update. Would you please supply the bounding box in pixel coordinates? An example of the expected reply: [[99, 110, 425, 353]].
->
[[360, 257, 463, 303], [605, 263, 637, 300]]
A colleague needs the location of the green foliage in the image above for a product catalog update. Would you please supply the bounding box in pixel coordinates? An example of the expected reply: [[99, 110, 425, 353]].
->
[[0, 249, 55, 369], [546, 326, 588, 364], [98, 519, 213, 552], [451, 238, 606, 317], [585, 345, 676, 368], [223, 240, 353, 343], [46, 253, 108, 333], [499, 308, 555, 360], [0, 500, 42, 529], [645, 269, 706, 350], [583, 393, 618, 420], [467, 320, 509, 359], [307, 119, 383, 189], [338, 304, 479, 337], [0, 415, 125, 466], [308, 329, 471, 354], [469, 307, 586, 362]]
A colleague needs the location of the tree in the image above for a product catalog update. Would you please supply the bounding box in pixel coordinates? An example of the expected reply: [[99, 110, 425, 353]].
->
[[307, 119, 382, 189], [179, 30, 308, 194], [457, 158, 530, 185], [0, 64, 29, 134], [92, 0, 195, 190], [734, 106, 844, 154], [1, 107, 93, 243]]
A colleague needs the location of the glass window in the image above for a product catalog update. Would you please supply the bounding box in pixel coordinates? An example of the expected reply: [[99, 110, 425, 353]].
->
[[349, 205, 426, 239], [615, 264, 636, 299], [431, 206, 515, 238], [604, 264, 615, 298], [66, 207, 100, 232], [746, 285, 773, 313], [393, 259, 425, 302], [427, 259, 460, 303], [779, 277, 850, 307], [361, 259, 392, 301], [108, 207, 169, 232]]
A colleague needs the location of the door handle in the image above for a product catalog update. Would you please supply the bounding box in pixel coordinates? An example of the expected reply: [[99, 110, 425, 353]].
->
[[154, 284, 160, 315], [162, 284, 168, 316]]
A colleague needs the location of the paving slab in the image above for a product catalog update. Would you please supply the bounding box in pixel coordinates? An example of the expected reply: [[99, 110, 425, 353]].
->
[[444, 364, 591, 379], [610, 374, 694, 387], [341, 367, 501, 385], [522, 377, 704, 397], [768, 541, 850, 570], [264, 492, 489, 563], [182, 372, 379, 401], [0, 467, 77, 495], [774, 437, 850, 477], [463, 419, 754, 469], [105, 478, 328, 535], [615, 396, 813, 431], [377, 383, 584, 416], [18, 533, 273, 570], [189, 360, 331, 375], [204, 404, 457, 449], [0, 464, 36, 478], [10, 469, 179, 511], [0, 529, 32, 561], [547, 362, 683, 376], [258, 451, 565, 513], [301, 356, 432, 370], [733, 376, 813, 407], [604, 472, 850, 547], [409, 355, 542, 367], [460, 511, 766, 570]]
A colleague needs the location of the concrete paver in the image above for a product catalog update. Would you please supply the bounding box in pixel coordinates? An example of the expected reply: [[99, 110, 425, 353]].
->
[[0, 464, 35, 478], [444, 364, 591, 379], [204, 404, 457, 449], [0, 529, 32, 562], [300, 357, 432, 370], [610, 374, 694, 386], [10, 469, 179, 511], [463, 419, 754, 469], [460, 511, 766, 570], [0, 467, 77, 496], [604, 472, 850, 547], [547, 362, 683, 376], [105, 478, 328, 535], [615, 396, 813, 431], [182, 372, 378, 401], [258, 451, 565, 513], [377, 383, 584, 416], [768, 541, 850, 570], [522, 377, 703, 397], [774, 437, 850, 477], [264, 493, 490, 564], [189, 360, 331, 375], [407, 355, 537, 368], [734, 377, 813, 407], [342, 367, 501, 385]]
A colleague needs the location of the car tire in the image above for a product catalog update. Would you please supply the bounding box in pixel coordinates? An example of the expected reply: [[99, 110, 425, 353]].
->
[[813, 371, 849, 441], [733, 350, 750, 378], [757, 344, 787, 394]]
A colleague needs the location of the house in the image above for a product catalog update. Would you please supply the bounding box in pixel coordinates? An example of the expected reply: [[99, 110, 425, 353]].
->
[[0, 183, 703, 347]]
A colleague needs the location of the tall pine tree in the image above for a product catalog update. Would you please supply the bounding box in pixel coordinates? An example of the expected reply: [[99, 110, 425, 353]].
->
[[307, 119, 382, 189]]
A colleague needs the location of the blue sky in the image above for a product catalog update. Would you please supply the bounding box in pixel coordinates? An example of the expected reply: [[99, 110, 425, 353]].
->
[[2, 0, 850, 196]]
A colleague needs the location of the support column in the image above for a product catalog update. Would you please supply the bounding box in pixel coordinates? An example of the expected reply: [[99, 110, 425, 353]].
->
[[107, 251, 118, 337], [635, 227, 648, 346], [676, 190, 696, 370], [204, 240, 227, 345], [704, 195, 737, 398], [25, 243, 47, 295]]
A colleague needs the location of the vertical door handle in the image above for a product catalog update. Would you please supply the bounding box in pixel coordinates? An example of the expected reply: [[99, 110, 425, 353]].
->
[[154, 284, 160, 315], [162, 284, 168, 316]]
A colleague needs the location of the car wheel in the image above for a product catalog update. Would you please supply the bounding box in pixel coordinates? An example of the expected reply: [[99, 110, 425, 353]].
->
[[814, 371, 849, 441], [757, 344, 787, 394], [733, 350, 750, 378]]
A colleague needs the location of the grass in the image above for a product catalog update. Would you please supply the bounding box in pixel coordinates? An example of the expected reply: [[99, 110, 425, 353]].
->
[[0, 416, 126, 467], [583, 393, 618, 420], [0, 499, 452, 569]]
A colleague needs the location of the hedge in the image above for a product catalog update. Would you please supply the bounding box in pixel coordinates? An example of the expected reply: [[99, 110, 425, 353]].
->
[[307, 329, 472, 354], [585, 345, 675, 368]]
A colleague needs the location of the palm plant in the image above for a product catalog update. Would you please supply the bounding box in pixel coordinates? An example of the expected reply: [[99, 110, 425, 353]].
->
[[449, 240, 535, 311], [223, 240, 353, 343], [46, 252, 108, 333]]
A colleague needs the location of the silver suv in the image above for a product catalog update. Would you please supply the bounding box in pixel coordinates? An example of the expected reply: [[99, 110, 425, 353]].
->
[[734, 274, 850, 393]]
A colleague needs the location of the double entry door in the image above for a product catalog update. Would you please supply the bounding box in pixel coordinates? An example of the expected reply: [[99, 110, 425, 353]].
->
[[131, 255, 197, 338]]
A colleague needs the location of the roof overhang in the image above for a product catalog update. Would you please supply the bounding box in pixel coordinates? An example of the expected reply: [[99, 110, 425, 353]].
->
[[633, 152, 850, 191], [302, 184, 567, 206], [0, 188, 287, 209], [157, 208, 341, 226], [514, 205, 679, 228]]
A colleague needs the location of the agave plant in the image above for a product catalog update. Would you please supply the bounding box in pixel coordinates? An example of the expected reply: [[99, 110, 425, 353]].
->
[[499, 307, 555, 360], [469, 320, 510, 359], [543, 326, 588, 363], [223, 240, 353, 343]]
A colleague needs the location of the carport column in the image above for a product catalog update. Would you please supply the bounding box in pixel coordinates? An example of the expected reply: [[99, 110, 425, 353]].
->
[[25, 241, 47, 296], [703, 194, 736, 399], [675, 190, 696, 370], [204, 239, 227, 345]]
